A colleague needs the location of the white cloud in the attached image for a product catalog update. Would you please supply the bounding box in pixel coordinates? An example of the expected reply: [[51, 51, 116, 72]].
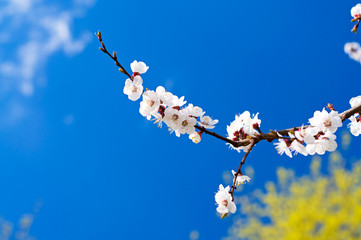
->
[[0, 0, 95, 96]]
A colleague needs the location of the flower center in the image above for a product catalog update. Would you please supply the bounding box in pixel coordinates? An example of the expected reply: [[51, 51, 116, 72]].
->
[[203, 118, 210, 125], [324, 119, 332, 127], [146, 99, 154, 107], [222, 200, 228, 207], [172, 114, 179, 121], [131, 86, 138, 93], [182, 120, 188, 127]]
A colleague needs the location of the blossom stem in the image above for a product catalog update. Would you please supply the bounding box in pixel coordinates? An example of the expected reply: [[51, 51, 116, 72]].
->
[[96, 31, 133, 80], [353, 19, 361, 33], [195, 126, 251, 147], [229, 140, 257, 200]]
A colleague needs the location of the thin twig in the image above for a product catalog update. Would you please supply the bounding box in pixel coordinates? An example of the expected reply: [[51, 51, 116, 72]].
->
[[96, 31, 133, 80], [195, 126, 251, 147], [229, 140, 257, 200]]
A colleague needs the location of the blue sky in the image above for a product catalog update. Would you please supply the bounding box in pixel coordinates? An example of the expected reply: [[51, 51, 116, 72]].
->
[[0, 0, 360, 239]]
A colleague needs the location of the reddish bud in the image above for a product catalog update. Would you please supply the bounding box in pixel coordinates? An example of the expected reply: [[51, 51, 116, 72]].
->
[[352, 25, 358, 33], [253, 123, 262, 133], [327, 103, 335, 111], [285, 139, 292, 147], [158, 105, 166, 117]]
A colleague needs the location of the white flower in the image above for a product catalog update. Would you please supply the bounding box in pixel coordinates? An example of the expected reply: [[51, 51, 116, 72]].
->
[[244, 112, 261, 137], [163, 108, 196, 136], [139, 90, 160, 120], [198, 116, 218, 129], [189, 132, 202, 143], [351, 4, 361, 18], [226, 111, 261, 153], [178, 115, 197, 135], [130, 60, 149, 74], [344, 42, 361, 63], [306, 131, 337, 155], [123, 76, 143, 101], [295, 125, 317, 145], [171, 95, 187, 107], [182, 104, 205, 117], [155, 86, 187, 108], [163, 107, 183, 130], [350, 96, 361, 108], [274, 139, 292, 158], [215, 184, 236, 217], [348, 115, 361, 136], [227, 111, 261, 138], [308, 108, 342, 134], [156, 86, 173, 106], [345, 42, 360, 54], [156, 86, 172, 103], [305, 143, 322, 155], [348, 96, 361, 136], [290, 140, 308, 156], [150, 112, 164, 128], [231, 170, 251, 185]]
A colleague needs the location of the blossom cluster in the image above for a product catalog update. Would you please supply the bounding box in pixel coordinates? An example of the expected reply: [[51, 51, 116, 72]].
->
[[274, 96, 361, 157], [100, 2, 361, 220], [274, 108, 342, 158], [226, 111, 261, 152], [348, 96, 361, 136], [214, 170, 251, 217], [123, 60, 218, 143], [215, 95, 361, 217], [121, 62, 360, 219]]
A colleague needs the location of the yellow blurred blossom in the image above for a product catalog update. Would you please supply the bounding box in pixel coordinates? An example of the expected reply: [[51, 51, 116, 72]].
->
[[227, 152, 361, 240]]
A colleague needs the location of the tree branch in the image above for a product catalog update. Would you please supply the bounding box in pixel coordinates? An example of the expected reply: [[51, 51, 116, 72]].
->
[[195, 125, 251, 147], [229, 140, 257, 200], [258, 103, 361, 142], [95, 31, 133, 80], [96, 31, 361, 150]]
